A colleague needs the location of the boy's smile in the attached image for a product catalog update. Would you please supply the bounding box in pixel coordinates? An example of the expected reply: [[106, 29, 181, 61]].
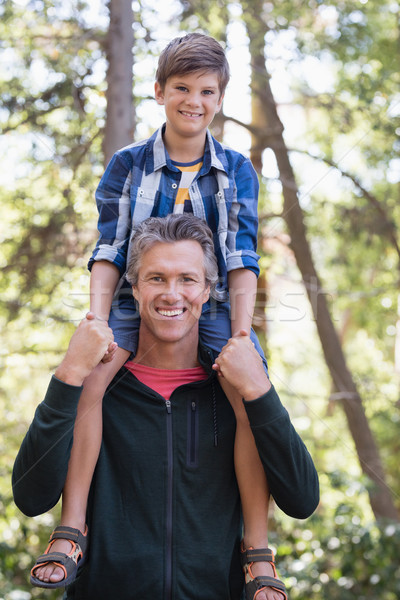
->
[[154, 71, 224, 156]]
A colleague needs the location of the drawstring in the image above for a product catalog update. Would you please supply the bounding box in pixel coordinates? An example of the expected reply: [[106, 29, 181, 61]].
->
[[212, 380, 218, 447]]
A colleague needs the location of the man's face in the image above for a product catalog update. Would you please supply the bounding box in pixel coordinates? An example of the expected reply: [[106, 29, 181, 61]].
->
[[132, 240, 210, 347]]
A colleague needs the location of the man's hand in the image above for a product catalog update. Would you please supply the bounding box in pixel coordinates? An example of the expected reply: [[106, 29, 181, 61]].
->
[[212, 330, 271, 400], [55, 312, 115, 386]]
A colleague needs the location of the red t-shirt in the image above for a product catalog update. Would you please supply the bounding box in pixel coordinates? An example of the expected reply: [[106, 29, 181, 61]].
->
[[124, 361, 208, 400]]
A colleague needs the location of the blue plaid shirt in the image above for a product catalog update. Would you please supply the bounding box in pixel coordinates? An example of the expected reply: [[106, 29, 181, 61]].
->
[[88, 125, 260, 301]]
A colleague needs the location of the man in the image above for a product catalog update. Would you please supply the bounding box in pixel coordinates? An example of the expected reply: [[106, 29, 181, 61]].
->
[[13, 214, 319, 599]]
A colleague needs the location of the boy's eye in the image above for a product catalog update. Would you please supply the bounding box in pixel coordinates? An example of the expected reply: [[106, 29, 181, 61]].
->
[[202, 89, 214, 95], [176, 86, 188, 92]]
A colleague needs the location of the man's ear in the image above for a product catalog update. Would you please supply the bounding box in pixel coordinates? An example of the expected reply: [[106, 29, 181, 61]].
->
[[154, 81, 165, 105], [132, 286, 138, 301], [203, 284, 211, 304]]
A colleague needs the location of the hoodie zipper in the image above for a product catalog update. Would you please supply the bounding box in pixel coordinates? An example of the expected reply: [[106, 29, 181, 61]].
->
[[165, 399, 173, 600], [187, 399, 198, 467]]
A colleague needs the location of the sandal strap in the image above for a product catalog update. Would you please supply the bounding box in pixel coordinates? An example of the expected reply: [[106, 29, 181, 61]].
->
[[246, 575, 287, 600], [241, 547, 275, 567], [31, 543, 85, 579], [241, 547, 287, 600], [34, 551, 75, 568], [30, 525, 88, 588], [49, 525, 88, 554]]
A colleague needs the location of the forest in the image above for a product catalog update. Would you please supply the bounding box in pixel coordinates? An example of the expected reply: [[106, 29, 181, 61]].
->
[[1, 0, 400, 598]]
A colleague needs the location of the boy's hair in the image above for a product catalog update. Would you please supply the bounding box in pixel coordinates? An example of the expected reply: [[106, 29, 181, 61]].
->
[[126, 213, 218, 291], [156, 33, 230, 96]]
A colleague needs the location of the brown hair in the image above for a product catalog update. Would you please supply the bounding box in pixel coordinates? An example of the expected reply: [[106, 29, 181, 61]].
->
[[156, 33, 230, 97]]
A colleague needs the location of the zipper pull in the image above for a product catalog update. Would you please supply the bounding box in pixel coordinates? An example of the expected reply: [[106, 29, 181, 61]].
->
[[165, 399, 172, 414], [191, 401, 196, 412]]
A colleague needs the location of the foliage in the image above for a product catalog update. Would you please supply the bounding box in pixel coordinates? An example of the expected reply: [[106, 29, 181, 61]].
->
[[273, 501, 400, 599], [2, 0, 400, 596]]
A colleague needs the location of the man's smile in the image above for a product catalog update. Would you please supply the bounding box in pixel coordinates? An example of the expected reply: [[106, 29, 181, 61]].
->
[[157, 307, 186, 317]]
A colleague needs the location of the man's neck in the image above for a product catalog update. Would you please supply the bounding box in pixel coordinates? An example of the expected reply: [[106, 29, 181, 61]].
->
[[163, 127, 206, 163], [133, 335, 200, 370]]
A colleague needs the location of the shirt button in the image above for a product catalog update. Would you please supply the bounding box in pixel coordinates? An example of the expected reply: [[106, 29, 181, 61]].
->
[[217, 191, 223, 198], [172, 183, 178, 189]]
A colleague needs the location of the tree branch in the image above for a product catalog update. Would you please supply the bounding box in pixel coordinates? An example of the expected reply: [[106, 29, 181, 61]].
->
[[289, 148, 400, 261]]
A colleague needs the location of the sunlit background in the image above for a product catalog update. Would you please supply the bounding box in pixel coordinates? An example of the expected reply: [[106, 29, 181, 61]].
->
[[1, 0, 400, 598]]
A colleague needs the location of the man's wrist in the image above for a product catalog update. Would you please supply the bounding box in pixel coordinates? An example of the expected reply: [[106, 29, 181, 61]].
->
[[55, 359, 89, 387], [240, 377, 271, 401], [89, 308, 110, 322]]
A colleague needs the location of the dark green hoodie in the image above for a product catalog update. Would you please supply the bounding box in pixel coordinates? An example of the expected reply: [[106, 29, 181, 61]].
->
[[13, 345, 319, 599]]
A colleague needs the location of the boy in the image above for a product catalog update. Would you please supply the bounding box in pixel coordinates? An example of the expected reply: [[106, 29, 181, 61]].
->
[[31, 33, 286, 600]]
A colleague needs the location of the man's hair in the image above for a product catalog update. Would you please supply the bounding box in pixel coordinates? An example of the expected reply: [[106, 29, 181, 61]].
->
[[126, 213, 219, 291], [156, 33, 230, 96]]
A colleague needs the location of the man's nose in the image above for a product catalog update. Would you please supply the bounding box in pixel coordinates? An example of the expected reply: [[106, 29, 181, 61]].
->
[[161, 281, 181, 301]]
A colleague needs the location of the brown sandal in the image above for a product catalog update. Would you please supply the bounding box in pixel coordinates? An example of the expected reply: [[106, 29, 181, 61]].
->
[[241, 546, 287, 599], [30, 525, 88, 589]]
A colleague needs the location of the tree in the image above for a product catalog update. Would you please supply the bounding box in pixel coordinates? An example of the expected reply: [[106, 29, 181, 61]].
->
[[240, 0, 398, 521], [178, 0, 400, 521], [0, 1, 133, 595], [103, 0, 135, 165]]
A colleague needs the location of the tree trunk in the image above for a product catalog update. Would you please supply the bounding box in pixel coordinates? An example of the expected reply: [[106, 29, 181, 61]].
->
[[241, 0, 399, 521], [247, 33, 272, 349], [103, 0, 135, 167]]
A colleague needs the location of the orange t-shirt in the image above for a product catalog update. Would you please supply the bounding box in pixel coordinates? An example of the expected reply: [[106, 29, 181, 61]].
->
[[172, 158, 203, 214]]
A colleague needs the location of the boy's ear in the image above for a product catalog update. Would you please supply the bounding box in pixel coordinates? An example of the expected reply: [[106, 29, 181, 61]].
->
[[154, 82, 164, 105], [215, 93, 224, 114]]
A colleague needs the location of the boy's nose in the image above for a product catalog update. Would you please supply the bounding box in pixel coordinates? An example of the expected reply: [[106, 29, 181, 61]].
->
[[185, 92, 201, 107]]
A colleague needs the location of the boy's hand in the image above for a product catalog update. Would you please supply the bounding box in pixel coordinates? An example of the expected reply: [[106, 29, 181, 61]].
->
[[101, 341, 118, 363], [212, 330, 271, 400], [55, 312, 115, 386]]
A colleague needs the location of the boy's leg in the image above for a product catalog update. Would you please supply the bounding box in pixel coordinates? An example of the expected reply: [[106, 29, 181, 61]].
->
[[218, 379, 284, 600], [200, 302, 284, 600], [32, 347, 130, 584]]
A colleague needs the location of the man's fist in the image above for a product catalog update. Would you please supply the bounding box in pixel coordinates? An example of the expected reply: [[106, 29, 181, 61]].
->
[[212, 330, 271, 400], [55, 313, 115, 386]]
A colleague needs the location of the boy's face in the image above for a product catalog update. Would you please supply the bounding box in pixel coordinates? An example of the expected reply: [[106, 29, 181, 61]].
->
[[155, 71, 224, 145]]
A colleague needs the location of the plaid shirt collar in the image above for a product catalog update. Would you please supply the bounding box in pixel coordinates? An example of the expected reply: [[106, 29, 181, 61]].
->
[[145, 125, 229, 177]]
